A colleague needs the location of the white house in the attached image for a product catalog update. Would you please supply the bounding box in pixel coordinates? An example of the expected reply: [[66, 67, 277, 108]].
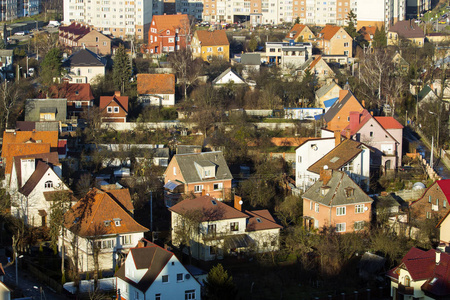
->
[[115, 239, 201, 300], [63, 49, 106, 84], [212, 68, 246, 86], [284, 107, 323, 120], [9, 152, 72, 227], [169, 195, 282, 261], [60, 188, 148, 272], [137, 74, 176, 107]]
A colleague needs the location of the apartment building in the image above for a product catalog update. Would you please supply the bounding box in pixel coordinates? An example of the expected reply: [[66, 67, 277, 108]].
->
[[292, 0, 355, 26], [63, 0, 159, 41], [0, 0, 40, 21], [357, 0, 406, 30]]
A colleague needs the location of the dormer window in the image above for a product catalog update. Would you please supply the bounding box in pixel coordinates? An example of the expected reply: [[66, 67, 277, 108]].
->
[[104, 220, 111, 226], [114, 218, 121, 226], [321, 186, 330, 196], [166, 30, 170, 35], [345, 187, 354, 197]]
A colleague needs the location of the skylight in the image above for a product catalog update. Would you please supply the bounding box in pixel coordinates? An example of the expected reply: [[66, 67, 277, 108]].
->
[[211, 200, 217, 205], [330, 156, 340, 163], [430, 277, 438, 285], [256, 218, 262, 223]]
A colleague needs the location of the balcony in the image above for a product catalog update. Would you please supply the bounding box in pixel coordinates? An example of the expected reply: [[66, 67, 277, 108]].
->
[[397, 284, 414, 295]]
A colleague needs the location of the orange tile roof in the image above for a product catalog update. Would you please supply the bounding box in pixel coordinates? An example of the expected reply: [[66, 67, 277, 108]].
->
[[137, 74, 175, 95], [48, 83, 94, 101], [2, 130, 59, 149], [308, 55, 323, 69], [152, 14, 190, 35], [270, 137, 311, 147], [99, 92, 129, 118], [320, 25, 343, 40], [286, 24, 306, 40], [195, 30, 229, 47], [359, 26, 376, 42], [102, 188, 134, 213], [64, 188, 148, 237], [245, 210, 283, 231], [374, 117, 404, 129]]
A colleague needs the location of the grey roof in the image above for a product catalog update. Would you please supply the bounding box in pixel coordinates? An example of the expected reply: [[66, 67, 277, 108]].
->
[[0, 49, 13, 56], [40, 107, 57, 113], [173, 151, 233, 183], [63, 49, 106, 67], [302, 171, 373, 206], [315, 81, 340, 99], [323, 90, 353, 123], [212, 67, 245, 85], [241, 53, 261, 66], [389, 20, 425, 39]]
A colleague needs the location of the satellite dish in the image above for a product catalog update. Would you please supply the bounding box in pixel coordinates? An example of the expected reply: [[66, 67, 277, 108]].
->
[[323, 165, 329, 170], [239, 200, 243, 205], [185, 274, 191, 280], [364, 207, 368, 211]]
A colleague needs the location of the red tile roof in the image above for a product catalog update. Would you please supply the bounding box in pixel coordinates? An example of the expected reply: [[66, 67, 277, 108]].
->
[[245, 210, 283, 231], [64, 188, 148, 237], [99, 92, 129, 118], [102, 188, 134, 213], [3, 143, 51, 175], [195, 30, 229, 47], [48, 83, 94, 101], [374, 117, 404, 129], [341, 110, 373, 136], [286, 24, 307, 40], [137, 74, 175, 95], [152, 14, 190, 35], [320, 25, 344, 40]]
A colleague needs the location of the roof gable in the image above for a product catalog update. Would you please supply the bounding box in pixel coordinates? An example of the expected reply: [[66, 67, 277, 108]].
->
[[99, 93, 129, 113], [195, 30, 229, 46], [49, 83, 94, 101], [151, 14, 190, 34], [316, 81, 342, 99], [389, 20, 425, 39], [320, 25, 347, 40], [19, 160, 51, 196], [137, 74, 175, 95], [246, 210, 283, 231], [64, 49, 106, 67], [374, 116, 404, 129], [13, 152, 60, 188], [286, 24, 307, 40], [323, 90, 364, 124], [212, 67, 246, 85]]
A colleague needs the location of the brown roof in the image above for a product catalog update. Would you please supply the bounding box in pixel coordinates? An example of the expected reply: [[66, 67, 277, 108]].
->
[[102, 188, 134, 213], [389, 20, 425, 38], [169, 195, 248, 221], [286, 24, 307, 40], [195, 30, 229, 46], [3, 143, 51, 175], [359, 26, 376, 42], [152, 14, 190, 35], [19, 160, 51, 197], [320, 25, 344, 40], [12, 152, 59, 188], [48, 83, 94, 101], [245, 210, 283, 231], [307, 139, 364, 174], [64, 188, 148, 237], [137, 74, 175, 95], [99, 92, 129, 118]]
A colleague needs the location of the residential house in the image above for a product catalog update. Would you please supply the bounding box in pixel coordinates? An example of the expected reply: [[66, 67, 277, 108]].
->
[[24, 98, 67, 122], [62, 49, 106, 84], [148, 13, 190, 54], [392, 52, 409, 74], [212, 68, 246, 86], [59, 22, 112, 55], [285, 24, 315, 42], [307, 138, 371, 191], [163, 151, 233, 206], [341, 110, 403, 170], [409, 179, 450, 222], [61, 188, 148, 272], [240, 53, 261, 78], [323, 89, 365, 132], [0, 277, 10, 300], [191, 30, 230, 61], [426, 33, 450, 44], [437, 210, 450, 246], [9, 152, 72, 227], [387, 20, 425, 47], [315, 81, 342, 110], [49, 83, 95, 117], [265, 41, 313, 69], [418, 85, 439, 104], [316, 25, 353, 58], [387, 248, 450, 300], [302, 169, 373, 232], [15, 121, 59, 132], [358, 26, 376, 47], [99, 91, 129, 123], [137, 74, 176, 107], [170, 195, 282, 261], [300, 55, 335, 83], [0, 49, 13, 80], [115, 239, 202, 300]]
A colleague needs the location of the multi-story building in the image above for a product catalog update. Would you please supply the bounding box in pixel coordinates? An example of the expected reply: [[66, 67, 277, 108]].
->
[[0, 0, 40, 21], [357, 0, 406, 30], [148, 13, 190, 54], [63, 0, 158, 40], [265, 41, 312, 68], [59, 22, 112, 55]]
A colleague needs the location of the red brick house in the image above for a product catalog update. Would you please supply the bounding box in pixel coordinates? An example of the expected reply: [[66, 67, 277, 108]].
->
[[148, 13, 190, 54], [302, 169, 372, 233], [410, 179, 450, 222], [49, 83, 94, 117], [99, 91, 128, 123], [59, 22, 112, 55]]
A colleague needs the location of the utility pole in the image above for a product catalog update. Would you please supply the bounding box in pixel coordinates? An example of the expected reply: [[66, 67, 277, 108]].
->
[[431, 135, 434, 170]]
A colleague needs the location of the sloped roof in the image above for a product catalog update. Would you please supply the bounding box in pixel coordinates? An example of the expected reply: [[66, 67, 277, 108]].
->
[[241, 53, 261, 66], [137, 74, 175, 95], [19, 160, 51, 197], [152, 14, 189, 35], [64, 49, 106, 67], [169, 195, 248, 221], [212, 67, 246, 85], [64, 188, 148, 237], [359, 26, 376, 42], [2, 130, 59, 149], [316, 81, 341, 99], [195, 30, 229, 46], [320, 25, 345, 40], [48, 83, 94, 101], [245, 210, 283, 231], [323, 90, 362, 123], [3, 143, 52, 175], [341, 110, 373, 136], [13, 152, 59, 188], [286, 24, 307, 40], [302, 170, 373, 206], [170, 151, 233, 183], [59, 22, 91, 36], [102, 188, 134, 213], [309, 55, 323, 69], [374, 117, 404, 129], [307, 139, 364, 174], [99, 93, 129, 113], [388, 20, 425, 39]]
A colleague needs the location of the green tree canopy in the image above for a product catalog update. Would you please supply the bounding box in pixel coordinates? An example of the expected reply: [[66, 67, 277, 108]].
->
[[204, 264, 237, 300], [113, 44, 131, 93], [248, 35, 258, 52], [373, 25, 387, 48], [40, 47, 63, 86], [345, 11, 358, 39]]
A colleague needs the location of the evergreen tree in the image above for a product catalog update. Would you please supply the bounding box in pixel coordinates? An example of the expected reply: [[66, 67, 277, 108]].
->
[[373, 25, 387, 48], [40, 47, 63, 86], [345, 11, 358, 38], [295, 17, 300, 24], [113, 44, 131, 94], [204, 264, 237, 300], [248, 35, 258, 52]]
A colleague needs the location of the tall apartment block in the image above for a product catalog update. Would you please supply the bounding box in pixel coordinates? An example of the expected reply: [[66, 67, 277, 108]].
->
[[357, 0, 406, 30], [63, 0, 162, 40], [0, 0, 40, 21]]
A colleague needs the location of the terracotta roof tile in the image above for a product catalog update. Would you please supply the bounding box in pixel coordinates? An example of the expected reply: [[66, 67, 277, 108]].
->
[[3, 143, 51, 175], [320, 25, 344, 40], [64, 188, 148, 237], [99, 92, 129, 118], [308, 55, 323, 69], [12, 152, 59, 188], [102, 188, 134, 213], [286, 24, 307, 40], [359, 26, 376, 42], [48, 83, 94, 101], [137, 74, 175, 95], [152, 14, 190, 35], [245, 210, 282, 231], [374, 117, 404, 129], [43, 190, 78, 202], [194, 30, 229, 47]]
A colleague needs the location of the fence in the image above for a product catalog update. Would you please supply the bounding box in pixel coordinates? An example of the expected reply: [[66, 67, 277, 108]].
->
[[308, 286, 390, 300]]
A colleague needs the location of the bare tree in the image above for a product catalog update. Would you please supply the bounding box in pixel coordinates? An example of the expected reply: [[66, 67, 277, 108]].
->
[[0, 81, 23, 131], [86, 223, 107, 290], [168, 49, 203, 100]]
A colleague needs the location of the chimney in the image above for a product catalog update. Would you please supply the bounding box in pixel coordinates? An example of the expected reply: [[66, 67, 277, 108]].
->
[[319, 166, 332, 186], [436, 251, 441, 265], [234, 195, 243, 211], [334, 130, 341, 146], [114, 91, 121, 97], [349, 111, 361, 129], [361, 100, 365, 108]]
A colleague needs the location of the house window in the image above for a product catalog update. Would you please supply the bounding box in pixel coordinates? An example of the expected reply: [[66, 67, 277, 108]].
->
[[404, 275, 410, 287], [344, 42, 349, 47], [75, 101, 82, 108], [121, 235, 131, 245], [76, 79, 83, 83], [88, 68, 92, 73], [315, 203, 319, 212], [354, 221, 364, 231], [135, 291, 139, 300], [107, 107, 113, 113], [204, 170, 211, 177], [162, 275, 169, 283], [155, 294, 161, 300], [426, 211, 431, 219], [168, 38, 174, 43], [217, 46, 223, 52], [177, 273, 183, 282], [173, 167, 176, 175], [45, 181, 53, 188], [207, 47, 212, 52], [209, 246, 217, 255], [336, 206, 346, 216], [185, 290, 195, 299], [114, 219, 121, 226], [114, 107, 119, 113], [310, 201, 313, 210], [369, 132, 373, 137], [103, 41, 107, 46], [213, 183, 223, 190], [444, 200, 447, 208], [298, 156, 302, 163], [355, 204, 364, 213], [429, 196, 432, 203], [230, 222, 239, 231], [336, 223, 346, 232], [344, 50, 349, 56], [194, 185, 203, 193], [207, 224, 216, 235]]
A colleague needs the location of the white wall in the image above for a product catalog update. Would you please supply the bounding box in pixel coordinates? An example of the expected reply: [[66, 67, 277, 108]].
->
[[69, 66, 105, 84], [357, 0, 385, 23]]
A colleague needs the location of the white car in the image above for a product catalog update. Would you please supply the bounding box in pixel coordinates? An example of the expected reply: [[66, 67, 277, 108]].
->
[[15, 31, 25, 36]]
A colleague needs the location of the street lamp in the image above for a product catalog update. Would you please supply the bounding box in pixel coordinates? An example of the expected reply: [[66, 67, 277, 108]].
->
[[15, 254, 23, 286]]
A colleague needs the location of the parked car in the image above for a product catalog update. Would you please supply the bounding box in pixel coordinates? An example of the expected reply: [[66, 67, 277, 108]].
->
[[15, 31, 26, 36]]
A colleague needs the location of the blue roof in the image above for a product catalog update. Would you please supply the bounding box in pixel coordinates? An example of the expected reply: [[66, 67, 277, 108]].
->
[[314, 114, 323, 120], [323, 97, 339, 108]]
